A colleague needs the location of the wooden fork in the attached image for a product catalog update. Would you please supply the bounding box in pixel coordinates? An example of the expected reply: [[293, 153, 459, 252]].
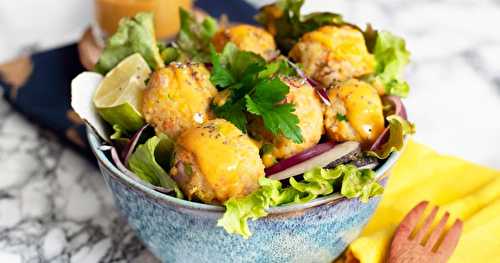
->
[[388, 201, 463, 263]]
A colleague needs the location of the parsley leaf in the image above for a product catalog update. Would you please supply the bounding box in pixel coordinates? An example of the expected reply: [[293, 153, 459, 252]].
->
[[210, 44, 303, 143], [245, 79, 303, 144], [209, 45, 235, 88], [258, 58, 297, 79], [213, 99, 248, 132], [209, 43, 266, 89], [336, 113, 348, 122]]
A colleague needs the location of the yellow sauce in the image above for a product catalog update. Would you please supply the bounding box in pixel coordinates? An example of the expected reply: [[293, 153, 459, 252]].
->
[[329, 80, 385, 143], [301, 26, 375, 68], [177, 119, 264, 201]]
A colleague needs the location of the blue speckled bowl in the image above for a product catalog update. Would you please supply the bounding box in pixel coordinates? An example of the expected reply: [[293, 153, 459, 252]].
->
[[88, 129, 401, 263]]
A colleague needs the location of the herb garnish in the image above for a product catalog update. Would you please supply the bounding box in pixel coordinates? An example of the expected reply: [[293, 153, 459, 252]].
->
[[336, 113, 348, 122], [209, 43, 303, 143]]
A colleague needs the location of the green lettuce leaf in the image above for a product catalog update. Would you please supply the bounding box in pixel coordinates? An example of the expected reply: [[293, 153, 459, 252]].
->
[[341, 167, 384, 202], [154, 133, 175, 171], [176, 8, 218, 62], [217, 165, 383, 238], [160, 47, 180, 64], [95, 12, 164, 74], [372, 31, 411, 97], [368, 115, 416, 159], [110, 124, 125, 140], [256, 0, 343, 53], [217, 177, 281, 238], [128, 136, 182, 198]]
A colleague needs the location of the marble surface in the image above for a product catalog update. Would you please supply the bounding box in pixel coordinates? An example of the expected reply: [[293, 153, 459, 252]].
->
[[0, 0, 499, 262]]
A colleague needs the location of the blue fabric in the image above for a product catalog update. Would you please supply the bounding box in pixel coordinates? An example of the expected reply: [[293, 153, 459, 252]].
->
[[0, 0, 257, 159]]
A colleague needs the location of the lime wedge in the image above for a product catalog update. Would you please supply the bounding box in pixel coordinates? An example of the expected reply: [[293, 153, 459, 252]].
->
[[93, 53, 152, 133]]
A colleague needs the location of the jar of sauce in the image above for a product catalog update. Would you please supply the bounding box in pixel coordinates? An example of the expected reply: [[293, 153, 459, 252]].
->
[[94, 0, 192, 40]]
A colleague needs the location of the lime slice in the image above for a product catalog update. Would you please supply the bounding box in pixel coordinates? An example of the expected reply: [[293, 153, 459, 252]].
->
[[93, 53, 152, 133]]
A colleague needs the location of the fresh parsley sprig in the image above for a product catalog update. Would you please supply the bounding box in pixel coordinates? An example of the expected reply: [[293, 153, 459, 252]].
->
[[209, 43, 303, 144]]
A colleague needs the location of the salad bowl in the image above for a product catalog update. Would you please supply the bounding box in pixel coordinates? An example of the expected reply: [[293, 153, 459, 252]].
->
[[72, 0, 415, 261], [89, 128, 401, 263]]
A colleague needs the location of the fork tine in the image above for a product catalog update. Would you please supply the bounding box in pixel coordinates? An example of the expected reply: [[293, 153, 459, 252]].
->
[[425, 211, 449, 249], [414, 206, 438, 243], [395, 201, 429, 238], [436, 219, 463, 258]]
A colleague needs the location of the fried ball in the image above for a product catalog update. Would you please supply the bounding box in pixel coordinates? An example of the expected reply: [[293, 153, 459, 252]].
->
[[212, 24, 277, 61], [142, 63, 217, 139], [170, 119, 265, 204], [250, 77, 324, 164], [324, 79, 384, 148], [289, 25, 375, 87]]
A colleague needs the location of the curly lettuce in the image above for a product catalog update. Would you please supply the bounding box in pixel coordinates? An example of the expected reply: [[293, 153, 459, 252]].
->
[[372, 31, 411, 97], [368, 115, 415, 159], [217, 165, 383, 238], [95, 12, 164, 74], [128, 135, 182, 197], [176, 8, 218, 62]]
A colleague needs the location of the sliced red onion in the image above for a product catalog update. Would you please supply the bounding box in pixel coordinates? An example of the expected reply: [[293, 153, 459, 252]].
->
[[286, 59, 331, 106], [314, 87, 331, 106], [267, 142, 360, 181], [369, 128, 390, 151], [120, 124, 149, 165], [370, 96, 408, 151], [383, 95, 408, 120], [109, 146, 173, 194], [265, 142, 336, 176]]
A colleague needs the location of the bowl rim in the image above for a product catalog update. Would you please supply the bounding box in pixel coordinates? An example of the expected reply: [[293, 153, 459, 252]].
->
[[87, 127, 403, 214]]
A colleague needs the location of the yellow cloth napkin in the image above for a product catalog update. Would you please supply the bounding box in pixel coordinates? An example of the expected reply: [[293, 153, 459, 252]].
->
[[344, 139, 500, 263]]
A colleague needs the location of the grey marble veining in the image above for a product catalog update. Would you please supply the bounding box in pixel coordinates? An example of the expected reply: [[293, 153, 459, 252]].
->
[[0, 99, 160, 263], [0, 0, 499, 262]]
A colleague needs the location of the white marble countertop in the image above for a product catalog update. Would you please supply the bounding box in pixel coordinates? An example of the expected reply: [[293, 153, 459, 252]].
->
[[0, 0, 499, 262]]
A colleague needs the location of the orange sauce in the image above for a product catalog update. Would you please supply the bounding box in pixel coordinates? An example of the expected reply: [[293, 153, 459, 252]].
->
[[95, 0, 192, 39]]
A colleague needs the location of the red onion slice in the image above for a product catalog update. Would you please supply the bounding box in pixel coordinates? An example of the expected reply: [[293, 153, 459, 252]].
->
[[268, 142, 361, 181], [120, 124, 149, 165], [383, 95, 408, 120], [286, 59, 331, 106], [370, 96, 408, 151], [265, 142, 336, 176], [314, 87, 331, 106]]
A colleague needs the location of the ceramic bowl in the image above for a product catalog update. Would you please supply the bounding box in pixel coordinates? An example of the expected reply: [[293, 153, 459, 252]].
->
[[88, 128, 401, 263]]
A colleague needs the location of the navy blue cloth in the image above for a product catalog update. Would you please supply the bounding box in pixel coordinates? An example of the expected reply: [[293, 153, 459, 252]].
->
[[0, 0, 257, 159]]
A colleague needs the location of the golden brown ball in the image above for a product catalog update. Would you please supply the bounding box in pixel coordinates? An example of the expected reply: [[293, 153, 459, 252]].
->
[[142, 63, 217, 139], [324, 79, 384, 148], [170, 119, 265, 204], [212, 24, 277, 61], [289, 25, 375, 87]]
